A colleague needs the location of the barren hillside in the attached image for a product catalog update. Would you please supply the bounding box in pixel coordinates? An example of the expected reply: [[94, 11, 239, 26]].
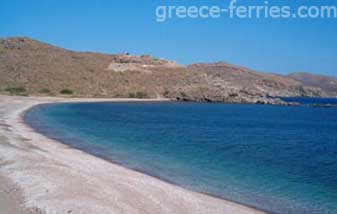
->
[[0, 37, 326, 104], [288, 72, 337, 97]]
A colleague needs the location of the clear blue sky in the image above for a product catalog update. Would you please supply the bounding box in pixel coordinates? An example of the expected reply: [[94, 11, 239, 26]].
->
[[1, 0, 336, 76]]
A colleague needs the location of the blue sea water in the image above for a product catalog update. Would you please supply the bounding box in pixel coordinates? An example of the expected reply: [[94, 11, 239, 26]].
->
[[281, 97, 337, 105], [24, 101, 337, 214]]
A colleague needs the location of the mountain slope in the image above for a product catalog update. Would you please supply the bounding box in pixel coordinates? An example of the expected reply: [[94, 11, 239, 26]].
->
[[288, 72, 337, 97], [0, 37, 326, 104]]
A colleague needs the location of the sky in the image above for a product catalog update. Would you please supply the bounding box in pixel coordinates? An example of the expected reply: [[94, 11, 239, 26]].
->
[[0, 0, 336, 76]]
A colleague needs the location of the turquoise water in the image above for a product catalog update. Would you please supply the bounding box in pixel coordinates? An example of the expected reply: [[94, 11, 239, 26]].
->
[[25, 102, 337, 214]]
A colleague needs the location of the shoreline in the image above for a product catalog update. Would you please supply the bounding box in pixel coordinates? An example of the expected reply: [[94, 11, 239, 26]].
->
[[24, 106, 270, 214], [0, 95, 265, 214]]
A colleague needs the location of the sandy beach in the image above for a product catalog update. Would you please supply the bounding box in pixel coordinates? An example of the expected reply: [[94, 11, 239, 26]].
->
[[0, 95, 265, 214]]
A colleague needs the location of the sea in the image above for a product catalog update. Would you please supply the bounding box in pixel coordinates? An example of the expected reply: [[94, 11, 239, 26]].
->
[[24, 97, 337, 214]]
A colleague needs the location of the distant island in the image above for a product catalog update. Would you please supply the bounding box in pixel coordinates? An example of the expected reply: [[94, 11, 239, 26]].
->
[[1, 37, 336, 104]]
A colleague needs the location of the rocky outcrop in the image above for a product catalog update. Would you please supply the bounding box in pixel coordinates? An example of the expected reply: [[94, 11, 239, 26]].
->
[[186, 63, 326, 100], [107, 54, 182, 73]]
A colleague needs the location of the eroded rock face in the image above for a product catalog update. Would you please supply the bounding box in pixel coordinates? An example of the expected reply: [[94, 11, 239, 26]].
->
[[172, 86, 287, 105], [107, 54, 182, 73], [0, 37, 328, 104]]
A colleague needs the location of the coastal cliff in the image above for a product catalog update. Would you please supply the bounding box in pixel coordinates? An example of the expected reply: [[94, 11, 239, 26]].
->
[[0, 37, 330, 104]]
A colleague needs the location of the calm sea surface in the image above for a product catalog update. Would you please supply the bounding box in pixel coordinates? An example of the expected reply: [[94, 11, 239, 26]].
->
[[25, 100, 337, 214], [281, 97, 337, 105]]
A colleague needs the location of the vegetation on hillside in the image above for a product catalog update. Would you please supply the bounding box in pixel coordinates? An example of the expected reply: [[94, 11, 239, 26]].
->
[[5, 86, 27, 96], [60, 89, 74, 95]]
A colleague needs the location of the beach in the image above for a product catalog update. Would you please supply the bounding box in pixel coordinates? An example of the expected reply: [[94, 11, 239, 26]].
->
[[0, 95, 265, 214]]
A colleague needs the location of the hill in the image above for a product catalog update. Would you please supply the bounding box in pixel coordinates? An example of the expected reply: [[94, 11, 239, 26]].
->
[[288, 72, 337, 97], [0, 37, 327, 104]]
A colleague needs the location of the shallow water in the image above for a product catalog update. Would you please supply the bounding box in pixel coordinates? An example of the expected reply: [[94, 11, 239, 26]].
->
[[25, 101, 337, 214]]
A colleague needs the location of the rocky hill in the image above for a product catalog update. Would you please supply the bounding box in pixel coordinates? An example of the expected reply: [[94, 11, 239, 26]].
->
[[0, 37, 327, 104], [288, 72, 337, 97]]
